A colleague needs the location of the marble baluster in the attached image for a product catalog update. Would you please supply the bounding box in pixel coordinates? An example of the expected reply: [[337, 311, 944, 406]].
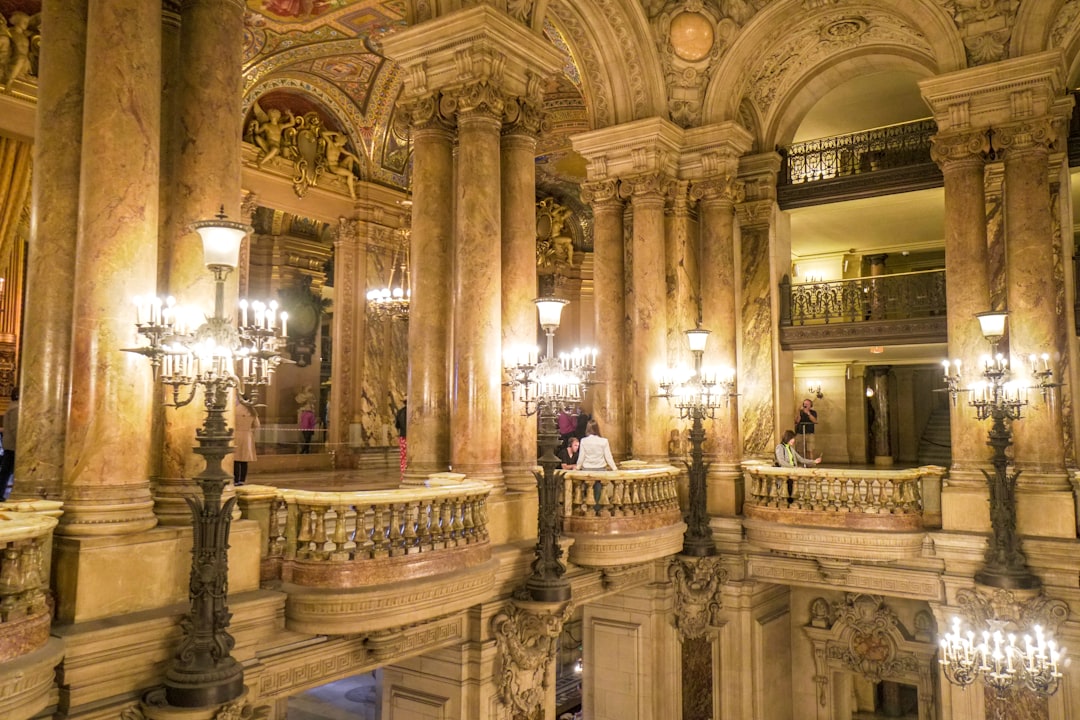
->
[[695, 177, 743, 514], [999, 117, 1069, 485], [450, 84, 505, 487], [930, 132, 993, 491], [61, 0, 162, 535], [581, 180, 627, 458], [14, 0, 87, 501], [625, 174, 671, 462], [155, 0, 247, 525], [500, 97, 543, 491]]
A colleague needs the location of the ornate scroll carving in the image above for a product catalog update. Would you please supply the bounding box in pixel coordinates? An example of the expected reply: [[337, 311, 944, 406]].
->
[[401, 93, 457, 135], [668, 556, 727, 640], [994, 117, 1067, 155], [452, 80, 507, 119], [581, 179, 622, 209], [934, 0, 1018, 65], [619, 172, 675, 201], [689, 175, 744, 205], [930, 129, 989, 166], [953, 587, 1069, 636], [492, 600, 574, 718]]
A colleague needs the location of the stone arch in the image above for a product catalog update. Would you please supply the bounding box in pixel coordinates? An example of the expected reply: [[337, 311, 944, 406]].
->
[[767, 55, 935, 148], [701, 0, 964, 145], [1010, 0, 1070, 57], [547, 0, 668, 126]]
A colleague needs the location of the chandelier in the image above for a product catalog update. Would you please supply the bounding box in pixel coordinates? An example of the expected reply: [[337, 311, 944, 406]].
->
[[939, 616, 1064, 698], [657, 326, 736, 420], [366, 205, 411, 321]]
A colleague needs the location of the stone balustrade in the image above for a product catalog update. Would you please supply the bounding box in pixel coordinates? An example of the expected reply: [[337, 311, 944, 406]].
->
[[238, 475, 493, 588], [0, 502, 62, 663], [561, 463, 687, 568], [743, 463, 945, 531]]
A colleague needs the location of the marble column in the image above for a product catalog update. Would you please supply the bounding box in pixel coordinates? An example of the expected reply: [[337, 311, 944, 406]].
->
[[581, 180, 627, 458], [930, 132, 993, 489], [999, 118, 1068, 481], [403, 100, 454, 483], [450, 87, 505, 486], [327, 217, 363, 455], [694, 178, 742, 514], [868, 366, 892, 465], [155, 0, 246, 525], [500, 100, 542, 491], [61, 0, 162, 535], [623, 173, 671, 461], [866, 253, 888, 320], [13, 0, 86, 500]]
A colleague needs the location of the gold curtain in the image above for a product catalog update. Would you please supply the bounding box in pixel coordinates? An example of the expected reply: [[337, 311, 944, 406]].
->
[[0, 134, 33, 396]]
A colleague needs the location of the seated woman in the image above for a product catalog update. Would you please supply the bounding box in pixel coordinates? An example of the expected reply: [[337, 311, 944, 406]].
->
[[576, 419, 618, 471], [775, 428, 821, 468]]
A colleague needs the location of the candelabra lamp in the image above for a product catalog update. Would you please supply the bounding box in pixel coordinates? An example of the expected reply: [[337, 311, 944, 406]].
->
[[125, 208, 286, 708], [657, 326, 736, 557], [940, 616, 1065, 709], [366, 203, 411, 321], [941, 310, 1061, 591], [504, 296, 596, 602]]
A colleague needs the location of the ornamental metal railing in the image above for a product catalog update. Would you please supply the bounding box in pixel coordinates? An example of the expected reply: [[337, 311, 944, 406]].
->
[[779, 119, 937, 185], [780, 269, 946, 326]]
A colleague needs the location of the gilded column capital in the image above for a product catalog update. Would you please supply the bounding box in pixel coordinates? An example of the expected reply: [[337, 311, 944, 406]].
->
[[401, 93, 456, 135], [240, 191, 259, 224], [689, 175, 744, 206], [994, 116, 1067, 156], [333, 216, 360, 246], [446, 79, 506, 120], [668, 556, 727, 641], [492, 599, 574, 718], [929, 130, 989, 167], [619, 172, 674, 202], [580, 179, 621, 208], [502, 95, 544, 137]]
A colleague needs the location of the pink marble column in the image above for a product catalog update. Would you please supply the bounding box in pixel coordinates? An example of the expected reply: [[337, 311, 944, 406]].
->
[[13, 0, 87, 500], [61, 0, 162, 535], [999, 119, 1067, 481], [694, 178, 742, 513], [930, 131, 993, 486], [403, 99, 455, 483], [581, 181, 627, 458], [155, 0, 246, 524], [328, 217, 364, 455], [450, 89, 505, 486], [501, 103, 542, 491], [624, 174, 671, 461]]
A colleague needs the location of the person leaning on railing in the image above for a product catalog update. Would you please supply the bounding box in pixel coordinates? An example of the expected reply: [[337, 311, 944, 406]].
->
[[775, 429, 821, 468]]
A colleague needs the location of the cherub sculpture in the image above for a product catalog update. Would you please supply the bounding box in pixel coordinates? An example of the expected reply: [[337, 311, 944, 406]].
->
[[320, 130, 360, 200], [248, 100, 298, 168], [0, 11, 41, 92]]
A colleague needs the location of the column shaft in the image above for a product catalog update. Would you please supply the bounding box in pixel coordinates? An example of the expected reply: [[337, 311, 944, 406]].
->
[[14, 0, 86, 500], [451, 108, 504, 484], [501, 128, 540, 491], [699, 191, 742, 513], [156, 0, 246, 524], [404, 118, 454, 481], [61, 0, 162, 534], [627, 177, 669, 461], [583, 182, 627, 458], [328, 218, 364, 453], [1003, 137, 1066, 479]]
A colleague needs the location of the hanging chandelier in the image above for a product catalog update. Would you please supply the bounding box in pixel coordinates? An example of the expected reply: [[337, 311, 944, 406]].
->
[[939, 616, 1064, 698], [366, 205, 411, 321]]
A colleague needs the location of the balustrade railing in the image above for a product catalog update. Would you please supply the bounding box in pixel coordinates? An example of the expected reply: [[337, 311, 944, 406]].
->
[[0, 504, 61, 662], [563, 466, 681, 521], [779, 119, 937, 185], [780, 269, 946, 326], [238, 478, 492, 587], [743, 464, 944, 530]]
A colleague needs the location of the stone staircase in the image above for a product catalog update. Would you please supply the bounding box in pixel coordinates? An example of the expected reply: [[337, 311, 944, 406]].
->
[[917, 404, 951, 466]]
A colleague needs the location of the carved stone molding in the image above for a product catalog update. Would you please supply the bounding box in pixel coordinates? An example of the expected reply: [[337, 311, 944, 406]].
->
[[804, 594, 938, 719], [619, 172, 676, 201], [952, 586, 1069, 636], [689, 175, 744, 205], [492, 599, 574, 718], [668, 556, 727, 640], [580, 179, 622, 208], [994, 116, 1068, 155], [934, 0, 1018, 66], [401, 93, 457, 135]]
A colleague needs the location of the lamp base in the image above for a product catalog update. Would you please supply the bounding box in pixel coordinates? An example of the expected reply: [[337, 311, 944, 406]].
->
[[681, 534, 716, 557], [974, 566, 1042, 591], [524, 576, 572, 603], [164, 657, 244, 708]]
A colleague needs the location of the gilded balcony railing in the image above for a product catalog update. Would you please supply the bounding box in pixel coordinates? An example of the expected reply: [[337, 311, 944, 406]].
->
[[780, 119, 937, 185], [780, 269, 946, 326], [239, 477, 492, 588], [742, 464, 944, 531]]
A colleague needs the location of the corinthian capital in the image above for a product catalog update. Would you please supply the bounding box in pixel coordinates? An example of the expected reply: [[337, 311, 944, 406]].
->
[[448, 80, 506, 119], [502, 95, 544, 137], [994, 116, 1067, 155], [401, 93, 456, 134], [929, 130, 989, 167], [619, 172, 674, 201], [581, 179, 621, 208], [689, 175, 744, 205]]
